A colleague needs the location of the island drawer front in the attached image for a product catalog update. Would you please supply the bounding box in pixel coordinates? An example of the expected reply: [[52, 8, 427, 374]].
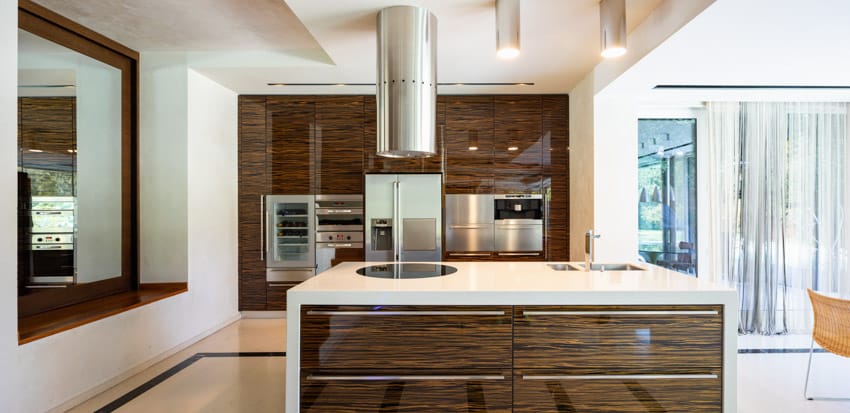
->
[[513, 305, 723, 371], [513, 371, 722, 413], [300, 372, 512, 412], [301, 305, 513, 370]]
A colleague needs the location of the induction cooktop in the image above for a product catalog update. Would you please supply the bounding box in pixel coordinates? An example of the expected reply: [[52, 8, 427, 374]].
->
[[356, 263, 458, 279]]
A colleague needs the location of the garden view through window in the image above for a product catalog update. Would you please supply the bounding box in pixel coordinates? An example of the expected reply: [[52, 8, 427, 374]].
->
[[638, 119, 697, 275]]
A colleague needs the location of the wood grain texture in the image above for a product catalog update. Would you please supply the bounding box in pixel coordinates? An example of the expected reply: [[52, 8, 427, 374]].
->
[[444, 96, 495, 194], [267, 96, 315, 194], [266, 281, 299, 311], [238, 96, 269, 310], [315, 96, 364, 194], [514, 305, 723, 373], [513, 373, 722, 413], [301, 305, 512, 370], [301, 373, 512, 413], [542, 95, 569, 260]]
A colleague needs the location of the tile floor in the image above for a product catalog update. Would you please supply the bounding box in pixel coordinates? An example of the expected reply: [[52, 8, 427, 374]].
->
[[69, 318, 850, 412]]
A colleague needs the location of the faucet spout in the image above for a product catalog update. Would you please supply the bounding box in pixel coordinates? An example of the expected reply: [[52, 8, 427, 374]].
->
[[584, 230, 601, 271]]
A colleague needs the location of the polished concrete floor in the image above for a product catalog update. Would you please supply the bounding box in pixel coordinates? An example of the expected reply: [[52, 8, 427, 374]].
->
[[70, 318, 850, 412]]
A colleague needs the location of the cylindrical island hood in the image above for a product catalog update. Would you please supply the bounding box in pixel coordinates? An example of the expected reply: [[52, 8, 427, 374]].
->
[[376, 6, 437, 158]]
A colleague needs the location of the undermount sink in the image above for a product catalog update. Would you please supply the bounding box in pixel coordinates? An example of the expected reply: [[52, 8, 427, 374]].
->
[[576, 263, 646, 271], [546, 263, 584, 271]]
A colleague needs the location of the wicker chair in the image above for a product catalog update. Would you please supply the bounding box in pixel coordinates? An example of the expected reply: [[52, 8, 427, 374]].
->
[[804, 288, 850, 400]]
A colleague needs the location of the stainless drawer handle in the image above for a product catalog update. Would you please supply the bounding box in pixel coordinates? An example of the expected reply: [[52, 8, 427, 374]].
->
[[522, 310, 719, 316], [522, 374, 718, 380], [306, 310, 506, 316], [268, 283, 294, 288], [325, 209, 353, 213], [307, 375, 506, 381], [449, 224, 491, 229], [497, 252, 541, 256], [448, 252, 491, 257]]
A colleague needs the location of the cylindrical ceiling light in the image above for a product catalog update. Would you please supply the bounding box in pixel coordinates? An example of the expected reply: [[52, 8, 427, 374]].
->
[[376, 6, 438, 158], [599, 0, 626, 58], [496, 0, 520, 59]]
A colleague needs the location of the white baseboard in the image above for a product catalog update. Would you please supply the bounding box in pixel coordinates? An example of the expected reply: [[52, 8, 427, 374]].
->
[[49, 313, 242, 413], [241, 310, 286, 319]]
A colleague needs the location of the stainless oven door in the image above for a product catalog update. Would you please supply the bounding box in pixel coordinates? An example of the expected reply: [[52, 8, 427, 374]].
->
[[315, 208, 364, 231]]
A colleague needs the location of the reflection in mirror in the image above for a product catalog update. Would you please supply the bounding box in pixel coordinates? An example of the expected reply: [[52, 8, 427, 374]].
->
[[17, 29, 122, 296]]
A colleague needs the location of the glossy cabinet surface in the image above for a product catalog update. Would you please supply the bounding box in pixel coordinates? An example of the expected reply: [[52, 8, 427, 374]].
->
[[513, 373, 721, 413], [298, 303, 724, 411], [267, 97, 315, 194], [301, 305, 512, 370], [301, 374, 512, 413], [315, 96, 364, 194]]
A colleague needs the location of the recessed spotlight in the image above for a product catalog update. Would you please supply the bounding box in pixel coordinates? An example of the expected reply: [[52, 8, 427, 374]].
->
[[507, 146, 519, 151], [468, 146, 479, 151]]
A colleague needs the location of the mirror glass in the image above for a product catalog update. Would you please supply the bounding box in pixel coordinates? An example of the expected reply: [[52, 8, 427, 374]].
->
[[17, 29, 122, 295]]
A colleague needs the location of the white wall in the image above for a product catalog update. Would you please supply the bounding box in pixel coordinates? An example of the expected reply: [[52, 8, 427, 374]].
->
[[568, 0, 714, 261], [1, 42, 240, 409], [139, 53, 189, 283], [0, 1, 18, 410], [568, 75, 594, 260], [76, 60, 122, 283]]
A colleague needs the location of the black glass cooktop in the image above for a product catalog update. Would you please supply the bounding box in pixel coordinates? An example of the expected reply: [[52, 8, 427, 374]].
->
[[356, 264, 458, 279]]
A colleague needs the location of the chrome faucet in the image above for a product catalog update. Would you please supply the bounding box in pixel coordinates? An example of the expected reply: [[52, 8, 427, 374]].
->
[[584, 230, 601, 271]]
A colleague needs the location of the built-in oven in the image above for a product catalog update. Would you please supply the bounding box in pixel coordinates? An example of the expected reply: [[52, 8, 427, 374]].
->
[[494, 194, 543, 256], [315, 195, 364, 231], [315, 195, 364, 273], [28, 196, 76, 285]]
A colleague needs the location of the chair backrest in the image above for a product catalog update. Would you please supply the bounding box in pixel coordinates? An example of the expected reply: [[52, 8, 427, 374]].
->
[[807, 289, 850, 358]]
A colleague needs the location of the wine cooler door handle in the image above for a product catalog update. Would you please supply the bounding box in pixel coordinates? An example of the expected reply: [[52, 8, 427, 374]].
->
[[260, 195, 265, 262]]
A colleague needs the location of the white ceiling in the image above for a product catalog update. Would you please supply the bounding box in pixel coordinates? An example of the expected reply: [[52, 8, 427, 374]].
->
[[31, 0, 665, 94]]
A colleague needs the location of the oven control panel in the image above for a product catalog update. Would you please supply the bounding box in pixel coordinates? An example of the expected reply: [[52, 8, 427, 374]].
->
[[317, 232, 364, 242]]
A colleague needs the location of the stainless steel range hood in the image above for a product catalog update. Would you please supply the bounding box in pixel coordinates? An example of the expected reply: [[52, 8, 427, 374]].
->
[[376, 6, 437, 158]]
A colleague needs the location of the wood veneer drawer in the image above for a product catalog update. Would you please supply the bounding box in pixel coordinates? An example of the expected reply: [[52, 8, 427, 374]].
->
[[513, 371, 721, 413], [266, 281, 298, 310], [301, 305, 512, 370], [514, 305, 723, 372], [301, 372, 512, 413]]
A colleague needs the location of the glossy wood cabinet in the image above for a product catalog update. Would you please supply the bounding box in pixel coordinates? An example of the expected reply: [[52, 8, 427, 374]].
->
[[542, 96, 569, 261], [266, 281, 298, 311], [444, 95, 495, 194], [237, 96, 269, 310], [315, 96, 364, 195], [267, 97, 315, 194], [513, 305, 723, 413], [494, 95, 542, 194], [300, 305, 512, 412], [298, 304, 724, 412]]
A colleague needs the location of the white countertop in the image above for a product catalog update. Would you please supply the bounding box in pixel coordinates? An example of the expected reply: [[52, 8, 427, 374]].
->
[[285, 261, 739, 412], [287, 261, 736, 306]]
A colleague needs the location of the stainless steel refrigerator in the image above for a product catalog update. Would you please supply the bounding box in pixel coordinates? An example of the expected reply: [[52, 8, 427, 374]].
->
[[263, 194, 315, 282], [365, 174, 442, 262]]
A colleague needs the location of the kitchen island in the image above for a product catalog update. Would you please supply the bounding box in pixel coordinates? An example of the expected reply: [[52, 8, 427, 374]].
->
[[286, 261, 737, 412]]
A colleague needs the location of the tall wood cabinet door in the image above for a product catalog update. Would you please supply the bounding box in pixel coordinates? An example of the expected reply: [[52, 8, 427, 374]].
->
[[19, 97, 76, 173], [494, 96, 542, 194], [238, 96, 269, 310], [542, 95, 569, 260], [444, 95, 494, 194], [363, 95, 444, 173], [267, 96, 315, 194], [315, 96, 364, 194]]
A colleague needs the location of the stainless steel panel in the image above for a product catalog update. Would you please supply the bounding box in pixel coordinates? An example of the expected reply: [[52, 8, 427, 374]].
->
[[402, 218, 436, 251], [315, 194, 364, 204], [446, 226, 494, 252], [495, 222, 543, 252], [365, 175, 396, 261], [366, 174, 441, 262], [266, 268, 315, 282], [376, 6, 438, 158], [307, 375, 506, 381], [494, 194, 543, 200], [445, 194, 495, 252], [522, 374, 718, 381]]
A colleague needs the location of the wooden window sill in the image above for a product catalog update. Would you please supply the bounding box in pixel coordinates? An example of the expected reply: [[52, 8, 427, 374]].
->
[[18, 283, 188, 345]]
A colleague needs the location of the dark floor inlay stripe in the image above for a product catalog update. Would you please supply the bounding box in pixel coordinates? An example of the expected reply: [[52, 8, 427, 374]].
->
[[95, 351, 286, 412], [738, 348, 827, 354]]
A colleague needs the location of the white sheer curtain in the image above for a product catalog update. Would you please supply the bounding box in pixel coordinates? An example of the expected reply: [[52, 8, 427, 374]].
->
[[706, 102, 849, 334]]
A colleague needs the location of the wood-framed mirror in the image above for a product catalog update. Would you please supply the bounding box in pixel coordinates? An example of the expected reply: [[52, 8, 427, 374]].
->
[[17, 0, 138, 317]]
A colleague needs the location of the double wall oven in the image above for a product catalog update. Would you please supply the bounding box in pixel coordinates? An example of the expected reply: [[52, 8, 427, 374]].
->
[[446, 193, 543, 259], [315, 195, 364, 273]]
